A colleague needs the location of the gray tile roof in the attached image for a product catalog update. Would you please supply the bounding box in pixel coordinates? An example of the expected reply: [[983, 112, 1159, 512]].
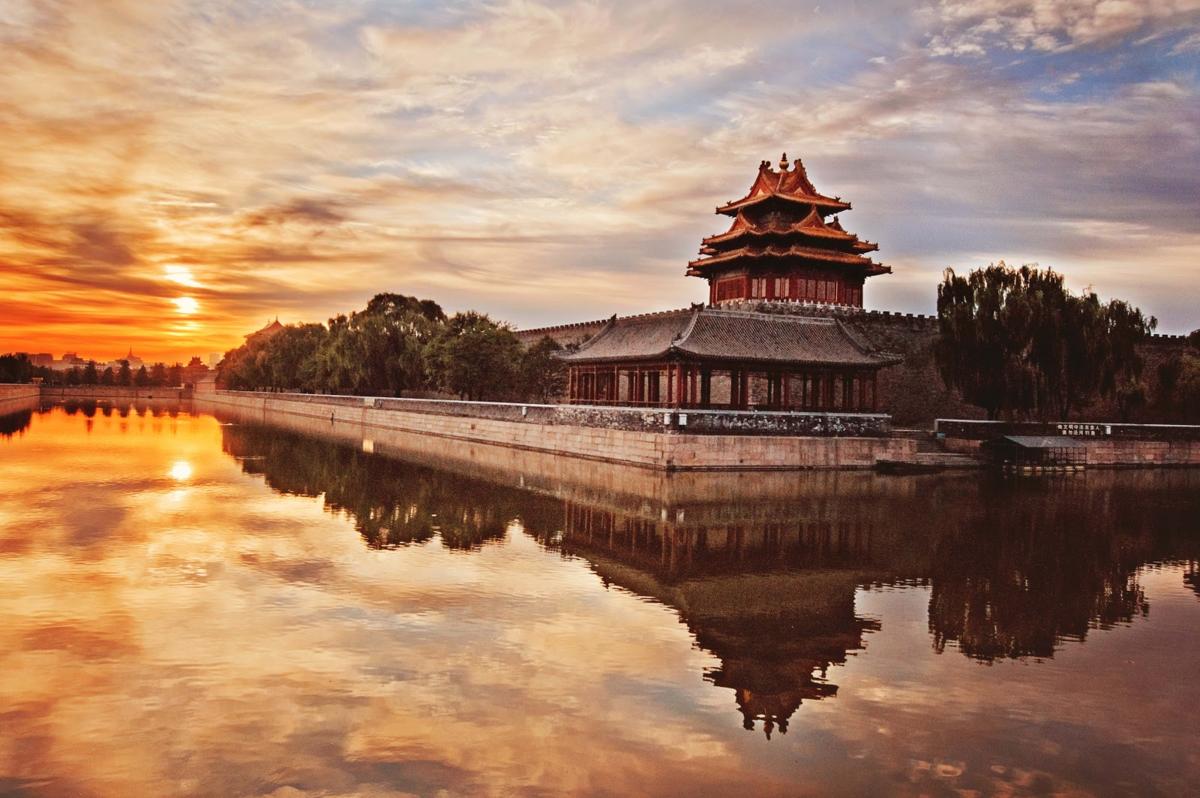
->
[[559, 307, 901, 368]]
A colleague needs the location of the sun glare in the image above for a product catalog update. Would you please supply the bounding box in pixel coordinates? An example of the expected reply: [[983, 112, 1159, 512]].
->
[[164, 265, 200, 288], [169, 461, 193, 481], [173, 297, 200, 314]]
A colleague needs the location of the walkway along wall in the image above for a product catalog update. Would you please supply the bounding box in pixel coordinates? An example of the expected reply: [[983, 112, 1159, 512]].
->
[[199, 391, 916, 471]]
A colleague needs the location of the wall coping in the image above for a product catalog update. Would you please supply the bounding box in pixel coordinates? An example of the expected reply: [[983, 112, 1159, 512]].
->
[[214, 390, 894, 438], [221, 390, 890, 420]]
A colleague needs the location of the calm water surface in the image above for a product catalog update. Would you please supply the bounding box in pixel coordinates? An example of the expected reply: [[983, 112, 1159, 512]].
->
[[1, 401, 1199, 797]]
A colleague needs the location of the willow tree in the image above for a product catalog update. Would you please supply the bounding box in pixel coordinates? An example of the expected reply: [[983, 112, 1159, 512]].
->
[[424, 311, 522, 401], [316, 294, 444, 396], [935, 263, 1155, 421]]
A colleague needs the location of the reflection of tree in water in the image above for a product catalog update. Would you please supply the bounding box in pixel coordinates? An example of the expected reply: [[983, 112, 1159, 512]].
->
[[57, 401, 181, 419], [220, 423, 561, 551], [927, 477, 1157, 661], [0, 409, 33, 439], [1186, 562, 1200, 598], [216, 420, 1200, 733]]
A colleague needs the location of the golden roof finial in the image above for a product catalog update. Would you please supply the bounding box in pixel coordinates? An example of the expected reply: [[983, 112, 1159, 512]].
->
[[779, 153, 789, 171]]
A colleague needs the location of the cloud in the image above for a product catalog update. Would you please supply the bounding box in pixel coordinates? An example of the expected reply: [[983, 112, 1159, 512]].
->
[[924, 0, 1200, 55], [0, 0, 1198, 362]]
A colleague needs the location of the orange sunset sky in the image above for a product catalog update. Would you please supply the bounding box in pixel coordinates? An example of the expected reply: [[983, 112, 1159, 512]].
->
[[2, 0, 1199, 364]]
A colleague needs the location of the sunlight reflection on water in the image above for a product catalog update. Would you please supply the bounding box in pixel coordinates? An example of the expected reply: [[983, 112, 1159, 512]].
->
[[0, 401, 1197, 797]]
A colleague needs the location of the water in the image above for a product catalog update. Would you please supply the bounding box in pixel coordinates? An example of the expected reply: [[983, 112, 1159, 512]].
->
[[1, 401, 1199, 797]]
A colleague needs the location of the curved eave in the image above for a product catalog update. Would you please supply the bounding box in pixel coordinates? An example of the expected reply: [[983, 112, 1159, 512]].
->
[[701, 225, 859, 246], [560, 348, 900, 368], [715, 193, 850, 216], [688, 246, 887, 271]]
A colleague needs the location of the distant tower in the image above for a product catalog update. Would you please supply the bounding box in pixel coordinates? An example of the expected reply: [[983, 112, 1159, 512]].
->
[[688, 155, 890, 307]]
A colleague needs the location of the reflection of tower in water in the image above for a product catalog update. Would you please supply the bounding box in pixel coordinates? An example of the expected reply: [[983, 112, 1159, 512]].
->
[[553, 502, 882, 738], [211, 410, 1200, 736]]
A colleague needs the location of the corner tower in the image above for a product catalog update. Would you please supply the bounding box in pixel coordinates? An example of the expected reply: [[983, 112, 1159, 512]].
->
[[688, 154, 890, 308]]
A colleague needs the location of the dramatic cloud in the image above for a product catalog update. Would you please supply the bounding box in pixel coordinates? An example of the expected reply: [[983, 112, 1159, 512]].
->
[[0, 0, 1197, 361]]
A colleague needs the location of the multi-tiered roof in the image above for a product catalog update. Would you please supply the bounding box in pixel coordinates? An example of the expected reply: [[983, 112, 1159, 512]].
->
[[688, 155, 890, 307]]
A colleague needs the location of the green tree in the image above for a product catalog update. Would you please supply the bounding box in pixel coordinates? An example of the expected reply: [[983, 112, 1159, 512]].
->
[[262, 324, 327, 392], [135, 365, 150, 387], [519, 336, 567, 402], [150, 362, 168, 387], [0, 353, 33, 383], [315, 295, 443, 396], [82, 361, 99, 385], [100, 367, 115, 386], [425, 311, 522, 401], [935, 263, 1155, 421], [117, 361, 132, 386], [1175, 354, 1200, 423], [167, 363, 183, 387]]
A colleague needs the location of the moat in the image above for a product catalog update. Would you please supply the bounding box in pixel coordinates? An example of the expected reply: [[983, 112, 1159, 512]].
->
[[2, 400, 1199, 797]]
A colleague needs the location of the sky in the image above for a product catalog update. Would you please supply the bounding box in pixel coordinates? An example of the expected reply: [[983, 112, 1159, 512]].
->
[[0, 0, 1198, 363]]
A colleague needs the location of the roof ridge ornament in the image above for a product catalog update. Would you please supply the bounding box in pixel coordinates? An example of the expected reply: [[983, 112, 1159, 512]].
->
[[779, 153, 789, 171]]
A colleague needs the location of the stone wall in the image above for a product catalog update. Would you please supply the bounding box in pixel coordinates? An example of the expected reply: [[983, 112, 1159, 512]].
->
[[213, 391, 892, 437], [39, 386, 192, 401], [199, 391, 914, 471], [0, 384, 40, 415]]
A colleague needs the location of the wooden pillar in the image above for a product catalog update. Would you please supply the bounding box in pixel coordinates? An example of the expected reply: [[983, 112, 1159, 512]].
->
[[871, 372, 878, 412], [700, 369, 711, 408], [782, 371, 791, 409]]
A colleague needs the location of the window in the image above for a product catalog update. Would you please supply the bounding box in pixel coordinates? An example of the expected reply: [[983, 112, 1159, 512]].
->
[[774, 277, 790, 299], [716, 279, 742, 302]]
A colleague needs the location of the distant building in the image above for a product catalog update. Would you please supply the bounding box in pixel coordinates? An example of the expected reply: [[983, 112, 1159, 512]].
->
[[52, 352, 88, 371], [27, 353, 54, 367], [183, 356, 210, 386], [245, 318, 284, 346]]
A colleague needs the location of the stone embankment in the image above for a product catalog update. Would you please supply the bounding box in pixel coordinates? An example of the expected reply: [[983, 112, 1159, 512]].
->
[[39, 386, 192, 401], [934, 419, 1200, 467], [197, 391, 915, 471], [0, 384, 40, 415]]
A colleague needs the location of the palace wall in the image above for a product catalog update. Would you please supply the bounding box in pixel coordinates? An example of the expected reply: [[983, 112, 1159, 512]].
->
[[197, 391, 915, 472], [0, 384, 40, 416], [38, 386, 193, 401], [518, 306, 1194, 428]]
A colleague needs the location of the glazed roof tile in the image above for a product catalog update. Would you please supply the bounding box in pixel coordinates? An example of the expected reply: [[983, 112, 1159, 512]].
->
[[559, 308, 901, 367], [716, 157, 850, 216]]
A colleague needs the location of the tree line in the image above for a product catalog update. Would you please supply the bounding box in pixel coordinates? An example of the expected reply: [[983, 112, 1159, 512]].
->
[[0, 353, 186, 388], [934, 263, 1162, 421], [218, 293, 567, 402]]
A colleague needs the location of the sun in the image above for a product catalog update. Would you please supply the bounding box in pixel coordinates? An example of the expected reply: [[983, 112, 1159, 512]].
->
[[173, 297, 200, 314]]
